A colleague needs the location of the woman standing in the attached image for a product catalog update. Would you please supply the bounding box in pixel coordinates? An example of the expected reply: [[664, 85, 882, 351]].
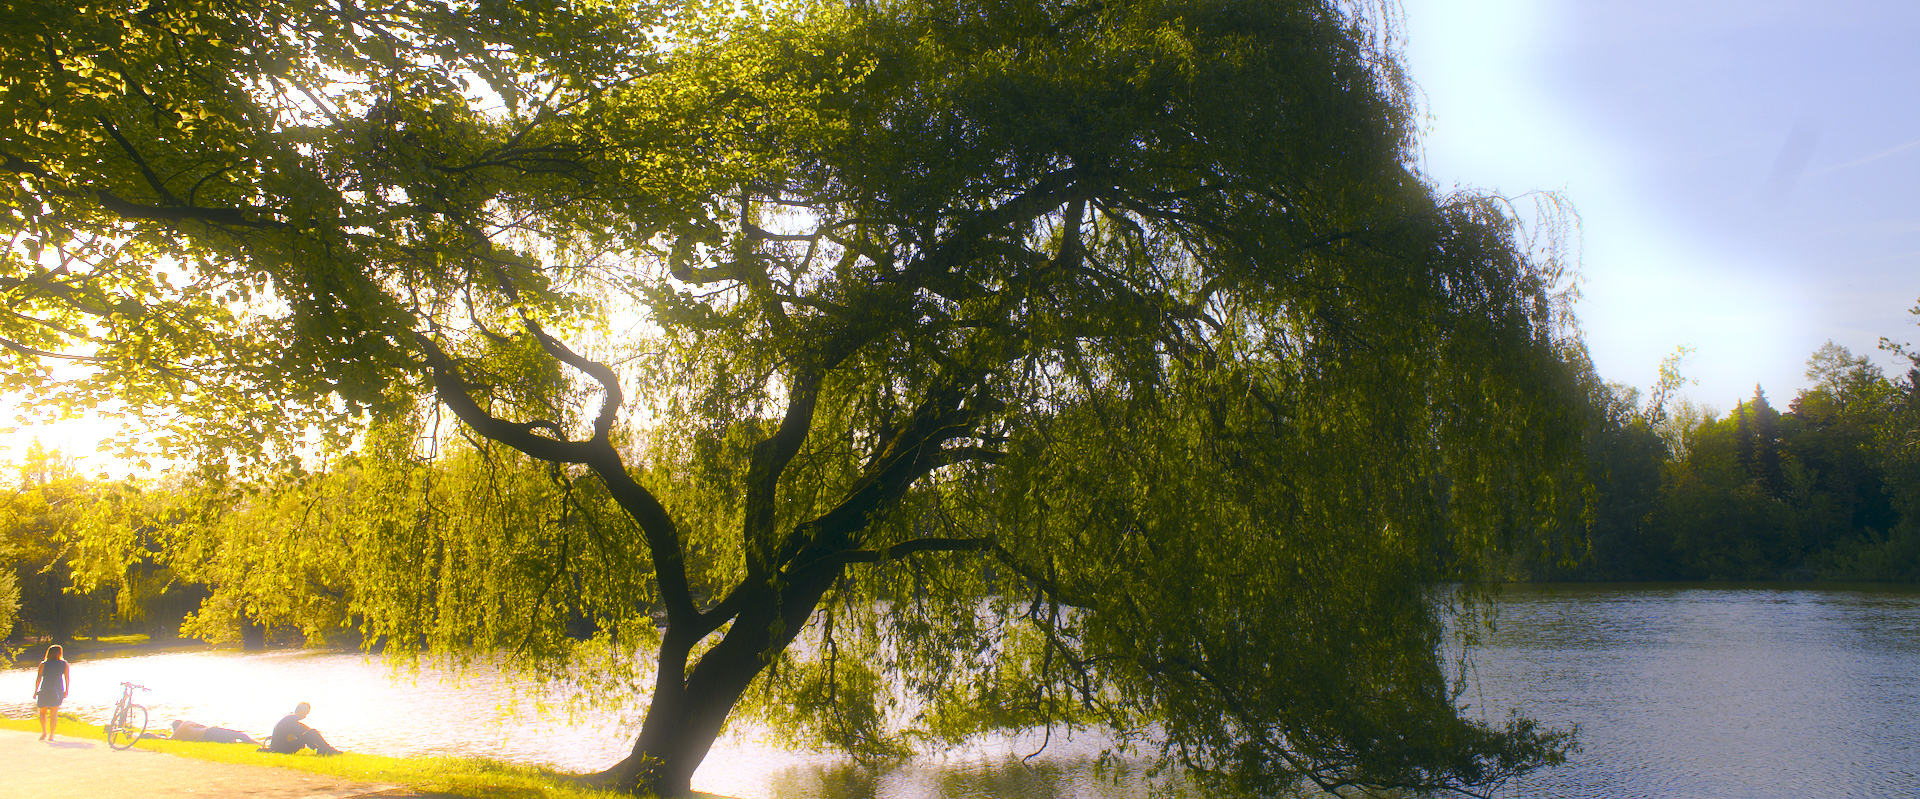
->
[[32, 644, 69, 741]]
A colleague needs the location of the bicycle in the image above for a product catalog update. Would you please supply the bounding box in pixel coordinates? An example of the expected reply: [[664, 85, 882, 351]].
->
[[105, 681, 148, 750]]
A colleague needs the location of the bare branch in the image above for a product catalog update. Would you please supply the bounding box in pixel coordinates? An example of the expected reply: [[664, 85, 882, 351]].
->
[[743, 222, 822, 243], [670, 260, 747, 286]]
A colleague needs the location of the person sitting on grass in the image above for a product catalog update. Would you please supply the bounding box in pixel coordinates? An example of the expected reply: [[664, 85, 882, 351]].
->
[[263, 702, 342, 756], [169, 719, 258, 744]]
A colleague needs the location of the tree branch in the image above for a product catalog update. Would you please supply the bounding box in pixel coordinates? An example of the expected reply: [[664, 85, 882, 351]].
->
[[838, 535, 992, 563], [1, 152, 49, 177], [990, 544, 1096, 609], [763, 382, 994, 577], [413, 332, 700, 626], [929, 445, 1003, 468], [94, 190, 286, 230], [670, 260, 747, 286], [901, 167, 1085, 287], [95, 116, 180, 206], [743, 222, 822, 243], [741, 369, 824, 575], [414, 333, 591, 462], [0, 336, 108, 363], [516, 314, 623, 441]]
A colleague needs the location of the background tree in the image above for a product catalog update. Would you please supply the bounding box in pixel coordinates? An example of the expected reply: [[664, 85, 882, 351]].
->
[[3, 0, 1588, 795], [0, 442, 204, 646], [1822, 306, 1920, 580], [0, 551, 18, 649], [1, 443, 109, 643], [1565, 375, 1668, 580], [1653, 398, 1798, 579], [1516, 326, 1920, 583], [1785, 343, 1898, 553]]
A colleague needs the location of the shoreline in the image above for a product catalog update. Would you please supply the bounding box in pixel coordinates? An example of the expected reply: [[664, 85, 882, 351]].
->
[[4, 637, 214, 667], [11, 578, 1914, 663], [2, 636, 360, 668]]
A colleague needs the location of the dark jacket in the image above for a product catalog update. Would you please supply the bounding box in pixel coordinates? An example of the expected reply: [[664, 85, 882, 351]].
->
[[269, 714, 310, 754]]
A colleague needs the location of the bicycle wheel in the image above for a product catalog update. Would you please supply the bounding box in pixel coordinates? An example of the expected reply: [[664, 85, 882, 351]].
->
[[107, 704, 147, 750]]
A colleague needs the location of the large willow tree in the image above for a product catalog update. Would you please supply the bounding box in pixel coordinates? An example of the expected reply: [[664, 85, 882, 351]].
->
[[3, 0, 1585, 794]]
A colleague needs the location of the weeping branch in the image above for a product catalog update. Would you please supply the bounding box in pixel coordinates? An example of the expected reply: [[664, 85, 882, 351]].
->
[[838, 535, 992, 563]]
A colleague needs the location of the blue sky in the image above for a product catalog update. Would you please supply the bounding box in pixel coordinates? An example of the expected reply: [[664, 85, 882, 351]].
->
[[1400, 0, 1920, 411]]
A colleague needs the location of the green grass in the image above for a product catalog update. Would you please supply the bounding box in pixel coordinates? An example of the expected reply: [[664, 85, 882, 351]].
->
[[0, 714, 634, 798]]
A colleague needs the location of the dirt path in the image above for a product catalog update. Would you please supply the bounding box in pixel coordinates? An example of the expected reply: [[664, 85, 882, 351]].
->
[[0, 728, 420, 798]]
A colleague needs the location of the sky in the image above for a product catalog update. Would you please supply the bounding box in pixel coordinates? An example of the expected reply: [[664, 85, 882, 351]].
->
[[8, 0, 1920, 469], [1399, 0, 1920, 412]]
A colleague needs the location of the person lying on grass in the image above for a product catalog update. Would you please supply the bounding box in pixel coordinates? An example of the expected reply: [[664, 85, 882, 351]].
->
[[168, 719, 258, 744]]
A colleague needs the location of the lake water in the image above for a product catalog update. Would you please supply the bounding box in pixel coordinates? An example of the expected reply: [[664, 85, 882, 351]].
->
[[1464, 584, 1920, 799], [5, 583, 1917, 798]]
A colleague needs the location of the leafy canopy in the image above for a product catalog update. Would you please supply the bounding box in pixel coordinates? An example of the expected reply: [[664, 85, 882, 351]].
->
[[4, 0, 1587, 794]]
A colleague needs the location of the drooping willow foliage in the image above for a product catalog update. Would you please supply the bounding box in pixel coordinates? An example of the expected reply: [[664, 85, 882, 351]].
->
[[9, 0, 1587, 794]]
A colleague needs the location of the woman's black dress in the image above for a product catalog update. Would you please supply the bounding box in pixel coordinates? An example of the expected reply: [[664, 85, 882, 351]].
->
[[36, 659, 67, 708]]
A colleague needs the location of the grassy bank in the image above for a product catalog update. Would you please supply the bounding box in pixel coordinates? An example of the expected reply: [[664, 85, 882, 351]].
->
[[0, 714, 627, 799]]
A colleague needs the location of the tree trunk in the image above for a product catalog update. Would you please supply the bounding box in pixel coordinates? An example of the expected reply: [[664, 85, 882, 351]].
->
[[590, 560, 845, 796], [42, 572, 74, 643], [602, 668, 759, 796], [240, 616, 267, 651]]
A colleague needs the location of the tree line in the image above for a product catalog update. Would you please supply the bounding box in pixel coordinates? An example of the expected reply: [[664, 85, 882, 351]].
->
[[1508, 333, 1920, 582]]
